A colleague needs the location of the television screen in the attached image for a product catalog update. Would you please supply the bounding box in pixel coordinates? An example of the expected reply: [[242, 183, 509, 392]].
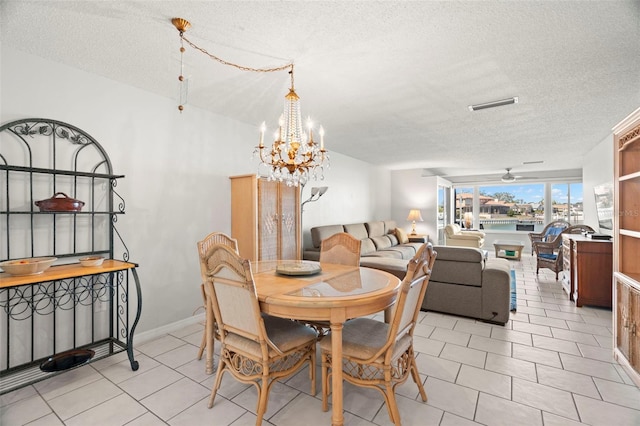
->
[[594, 183, 613, 231]]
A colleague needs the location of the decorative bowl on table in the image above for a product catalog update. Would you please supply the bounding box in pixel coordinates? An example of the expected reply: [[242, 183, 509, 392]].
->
[[79, 256, 105, 267], [276, 261, 322, 276], [0, 257, 57, 276]]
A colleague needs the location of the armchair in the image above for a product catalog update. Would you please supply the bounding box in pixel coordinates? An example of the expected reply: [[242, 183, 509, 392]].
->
[[444, 223, 485, 248], [533, 237, 564, 280], [534, 224, 594, 279], [528, 220, 570, 255]]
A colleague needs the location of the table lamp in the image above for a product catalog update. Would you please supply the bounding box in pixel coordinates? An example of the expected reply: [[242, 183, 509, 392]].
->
[[406, 209, 423, 235]]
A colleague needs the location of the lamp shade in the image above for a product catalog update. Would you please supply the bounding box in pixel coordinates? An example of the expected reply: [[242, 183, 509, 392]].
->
[[407, 209, 423, 222]]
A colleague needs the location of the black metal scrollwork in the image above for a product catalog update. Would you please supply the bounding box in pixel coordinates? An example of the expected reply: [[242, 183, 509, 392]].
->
[[10, 122, 92, 146], [112, 184, 126, 213], [0, 274, 120, 321]]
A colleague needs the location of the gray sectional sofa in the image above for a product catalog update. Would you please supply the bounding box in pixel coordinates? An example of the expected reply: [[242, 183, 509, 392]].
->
[[422, 246, 512, 324], [304, 221, 512, 325], [303, 220, 423, 278]]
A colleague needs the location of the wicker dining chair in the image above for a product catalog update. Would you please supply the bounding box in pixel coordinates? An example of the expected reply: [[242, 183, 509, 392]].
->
[[534, 225, 594, 279], [319, 232, 361, 266], [308, 232, 363, 337], [198, 244, 317, 426], [196, 232, 239, 374], [320, 243, 437, 425]]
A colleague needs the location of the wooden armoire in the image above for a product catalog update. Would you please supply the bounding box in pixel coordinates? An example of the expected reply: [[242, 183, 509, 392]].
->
[[230, 174, 301, 261]]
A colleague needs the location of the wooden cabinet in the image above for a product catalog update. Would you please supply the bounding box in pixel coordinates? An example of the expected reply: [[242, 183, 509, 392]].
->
[[613, 106, 640, 387], [230, 175, 301, 261], [616, 278, 640, 368], [561, 234, 612, 308]]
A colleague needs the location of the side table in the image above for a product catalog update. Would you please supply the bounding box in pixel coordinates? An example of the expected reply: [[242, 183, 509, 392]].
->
[[408, 234, 428, 243], [494, 240, 525, 260]]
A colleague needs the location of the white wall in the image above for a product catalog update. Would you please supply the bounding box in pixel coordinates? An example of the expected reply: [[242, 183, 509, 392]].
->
[[1, 46, 390, 334], [300, 154, 391, 248], [389, 170, 437, 239], [582, 134, 614, 234]]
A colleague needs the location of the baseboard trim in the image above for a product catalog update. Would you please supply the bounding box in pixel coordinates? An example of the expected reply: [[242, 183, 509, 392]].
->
[[134, 313, 206, 346]]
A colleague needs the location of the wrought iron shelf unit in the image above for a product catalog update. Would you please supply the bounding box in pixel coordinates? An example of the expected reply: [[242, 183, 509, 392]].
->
[[1, 211, 124, 215], [0, 164, 125, 179], [0, 118, 142, 395]]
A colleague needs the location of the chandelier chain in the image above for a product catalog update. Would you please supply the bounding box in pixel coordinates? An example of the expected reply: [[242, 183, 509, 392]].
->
[[172, 18, 328, 186], [181, 34, 293, 75]]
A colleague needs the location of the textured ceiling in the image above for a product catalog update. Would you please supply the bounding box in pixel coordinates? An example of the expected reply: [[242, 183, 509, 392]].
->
[[2, 1, 639, 183]]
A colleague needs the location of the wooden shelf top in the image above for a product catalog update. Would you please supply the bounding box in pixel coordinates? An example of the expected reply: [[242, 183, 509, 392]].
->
[[563, 234, 613, 243], [0, 260, 137, 288]]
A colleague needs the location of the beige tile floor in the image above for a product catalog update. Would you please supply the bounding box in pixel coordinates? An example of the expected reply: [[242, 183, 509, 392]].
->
[[2, 254, 640, 425]]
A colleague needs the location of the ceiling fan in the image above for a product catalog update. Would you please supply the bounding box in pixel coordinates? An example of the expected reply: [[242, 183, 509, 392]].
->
[[501, 168, 522, 182]]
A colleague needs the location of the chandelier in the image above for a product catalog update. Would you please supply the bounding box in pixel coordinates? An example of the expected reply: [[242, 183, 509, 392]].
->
[[255, 66, 328, 186], [171, 17, 329, 187]]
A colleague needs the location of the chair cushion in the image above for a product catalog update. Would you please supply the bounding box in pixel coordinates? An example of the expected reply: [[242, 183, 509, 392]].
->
[[225, 315, 317, 357], [538, 253, 557, 260], [321, 317, 388, 358], [263, 315, 318, 350], [544, 227, 564, 241], [320, 317, 412, 362]]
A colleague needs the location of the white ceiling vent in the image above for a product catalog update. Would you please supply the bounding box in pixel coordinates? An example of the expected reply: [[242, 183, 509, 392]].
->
[[469, 97, 519, 111]]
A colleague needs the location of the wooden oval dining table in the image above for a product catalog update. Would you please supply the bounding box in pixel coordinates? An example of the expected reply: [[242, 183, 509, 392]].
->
[[251, 260, 402, 426]]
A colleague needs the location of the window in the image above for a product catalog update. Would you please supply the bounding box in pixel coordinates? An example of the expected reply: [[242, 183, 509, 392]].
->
[[453, 182, 583, 232], [454, 187, 473, 228], [552, 183, 584, 225], [437, 185, 450, 244], [475, 183, 543, 231]]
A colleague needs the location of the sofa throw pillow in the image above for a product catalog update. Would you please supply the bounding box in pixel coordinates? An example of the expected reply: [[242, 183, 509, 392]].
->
[[395, 227, 409, 244]]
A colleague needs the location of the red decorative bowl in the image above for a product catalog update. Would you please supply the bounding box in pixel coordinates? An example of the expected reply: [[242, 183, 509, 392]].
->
[[35, 192, 84, 212]]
